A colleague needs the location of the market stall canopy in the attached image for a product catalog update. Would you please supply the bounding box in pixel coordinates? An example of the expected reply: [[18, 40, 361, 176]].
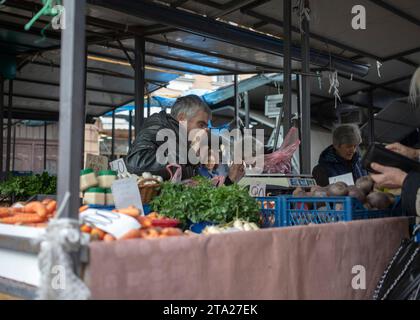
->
[[0, 0, 418, 122], [361, 97, 420, 143]]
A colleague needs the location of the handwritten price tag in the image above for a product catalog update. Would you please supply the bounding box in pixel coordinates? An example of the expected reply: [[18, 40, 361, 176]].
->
[[110, 158, 129, 178], [249, 183, 266, 197]]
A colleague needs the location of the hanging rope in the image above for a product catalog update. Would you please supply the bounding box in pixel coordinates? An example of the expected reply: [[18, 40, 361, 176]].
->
[[293, 0, 311, 34], [328, 70, 342, 108], [376, 60, 383, 78], [316, 71, 322, 90], [35, 192, 91, 300]]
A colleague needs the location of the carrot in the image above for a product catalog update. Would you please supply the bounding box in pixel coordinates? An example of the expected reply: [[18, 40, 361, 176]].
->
[[0, 207, 24, 216], [46, 201, 57, 214], [91, 228, 105, 240], [8, 207, 25, 214], [147, 212, 160, 219], [115, 206, 140, 217], [160, 227, 183, 237], [80, 224, 92, 233], [24, 201, 47, 218], [104, 234, 116, 242], [138, 216, 153, 228], [41, 198, 54, 205], [0, 214, 46, 224], [143, 228, 160, 239], [79, 205, 89, 213], [120, 229, 143, 240]]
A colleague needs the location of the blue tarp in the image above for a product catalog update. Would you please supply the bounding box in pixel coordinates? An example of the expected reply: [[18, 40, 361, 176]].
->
[[105, 73, 288, 123]]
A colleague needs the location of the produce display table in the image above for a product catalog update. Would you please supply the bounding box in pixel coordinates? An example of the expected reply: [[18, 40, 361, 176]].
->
[[87, 217, 409, 300]]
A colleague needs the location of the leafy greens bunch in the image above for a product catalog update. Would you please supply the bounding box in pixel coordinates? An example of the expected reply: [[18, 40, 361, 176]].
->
[[151, 178, 260, 225], [0, 172, 57, 200]]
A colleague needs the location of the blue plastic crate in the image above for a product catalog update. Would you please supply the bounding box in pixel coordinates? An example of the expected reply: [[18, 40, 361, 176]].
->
[[414, 225, 420, 243], [256, 195, 401, 228]]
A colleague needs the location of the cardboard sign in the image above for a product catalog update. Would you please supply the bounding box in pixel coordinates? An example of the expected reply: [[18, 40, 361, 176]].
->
[[80, 209, 141, 239], [249, 183, 266, 197], [85, 154, 108, 172], [329, 173, 355, 186], [111, 177, 143, 212], [110, 158, 129, 178]]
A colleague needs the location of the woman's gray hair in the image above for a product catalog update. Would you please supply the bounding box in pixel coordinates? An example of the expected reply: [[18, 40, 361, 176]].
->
[[333, 124, 362, 146], [410, 68, 420, 106], [171, 95, 212, 120]]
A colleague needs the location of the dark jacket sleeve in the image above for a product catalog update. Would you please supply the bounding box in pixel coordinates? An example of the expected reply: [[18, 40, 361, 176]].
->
[[312, 164, 330, 187], [125, 125, 196, 181], [401, 171, 420, 217]]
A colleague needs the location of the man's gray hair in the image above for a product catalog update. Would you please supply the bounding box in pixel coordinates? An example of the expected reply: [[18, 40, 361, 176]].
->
[[333, 124, 362, 146], [410, 67, 420, 106], [171, 94, 212, 120]]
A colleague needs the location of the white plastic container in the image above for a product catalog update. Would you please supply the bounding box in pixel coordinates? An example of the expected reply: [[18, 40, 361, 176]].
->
[[83, 187, 106, 206], [80, 169, 98, 192], [105, 189, 114, 206], [97, 170, 118, 189]]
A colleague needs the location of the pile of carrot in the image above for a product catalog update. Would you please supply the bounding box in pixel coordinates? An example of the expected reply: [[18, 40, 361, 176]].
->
[[0, 199, 57, 227], [79, 205, 184, 242]]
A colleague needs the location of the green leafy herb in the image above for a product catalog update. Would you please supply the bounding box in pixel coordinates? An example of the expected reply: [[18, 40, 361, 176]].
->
[[151, 179, 260, 225], [0, 172, 57, 200]]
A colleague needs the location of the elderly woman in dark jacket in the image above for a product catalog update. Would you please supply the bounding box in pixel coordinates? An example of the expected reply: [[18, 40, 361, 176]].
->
[[312, 124, 367, 187]]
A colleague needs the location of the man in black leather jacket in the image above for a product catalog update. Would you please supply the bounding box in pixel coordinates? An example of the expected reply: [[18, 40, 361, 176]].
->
[[125, 95, 212, 180]]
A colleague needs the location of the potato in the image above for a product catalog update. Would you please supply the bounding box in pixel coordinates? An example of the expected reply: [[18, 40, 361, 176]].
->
[[292, 187, 306, 197], [355, 176, 374, 195], [384, 192, 396, 206], [348, 186, 366, 203], [327, 182, 349, 196], [366, 192, 393, 210]]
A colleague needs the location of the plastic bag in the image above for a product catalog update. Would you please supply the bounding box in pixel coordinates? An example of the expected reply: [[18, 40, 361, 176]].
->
[[263, 127, 301, 174], [166, 164, 183, 183]]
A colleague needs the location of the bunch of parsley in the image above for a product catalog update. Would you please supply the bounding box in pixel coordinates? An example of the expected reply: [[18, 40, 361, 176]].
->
[[151, 179, 260, 225]]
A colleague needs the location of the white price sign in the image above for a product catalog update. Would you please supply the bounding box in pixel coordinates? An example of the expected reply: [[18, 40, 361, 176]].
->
[[111, 177, 143, 212], [328, 173, 355, 186], [249, 183, 266, 197], [80, 209, 141, 239], [110, 158, 129, 178]]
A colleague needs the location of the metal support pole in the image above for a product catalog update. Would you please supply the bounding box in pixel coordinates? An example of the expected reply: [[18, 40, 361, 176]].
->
[[12, 122, 16, 172], [147, 94, 151, 118], [128, 110, 133, 147], [5, 80, 13, 177], [234, 75, 240, 128], [297, 75, 303, 172], [368, 90, 375, 144], [244, 91, 250, 129], [301, 0, 311, 174], [111, 110, 115, 160], [274, 0, 292, 150], [44, 121, 47, 171], [56, 0, 86, 219], [0, 76, 4, 180], [134, 36, 145, 136]]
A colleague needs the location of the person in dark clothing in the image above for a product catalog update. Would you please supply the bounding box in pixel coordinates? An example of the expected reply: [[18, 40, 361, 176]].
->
[[125, 94, 245, 183], [370, 143, 417, 217], [312, 124, 367, 186], [125, 95, 211, 180]]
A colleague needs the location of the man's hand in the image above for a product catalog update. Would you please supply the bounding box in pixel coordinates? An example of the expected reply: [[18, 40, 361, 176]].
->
[[370, 162, 407, 189], [228, 163, 245, 183], [386, 142, 419, 160]]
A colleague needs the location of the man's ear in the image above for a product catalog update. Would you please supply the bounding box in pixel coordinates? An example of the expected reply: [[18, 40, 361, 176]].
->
[[177, 113, 186, 122]]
